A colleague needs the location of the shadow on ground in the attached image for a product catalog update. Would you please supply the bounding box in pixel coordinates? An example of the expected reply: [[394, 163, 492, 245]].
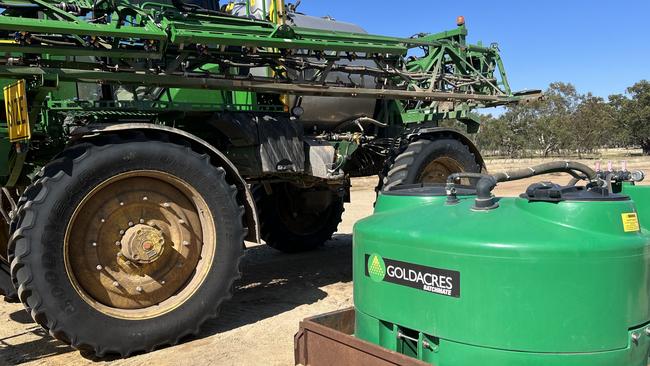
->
[[0, 326, 75, 365], [1, 234, 353, 364], [199, 234, 352, 335], [8, 311, 32, 325]]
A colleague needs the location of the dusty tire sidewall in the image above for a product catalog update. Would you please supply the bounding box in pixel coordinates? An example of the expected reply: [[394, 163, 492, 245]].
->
[[14, 140, 243, 352]]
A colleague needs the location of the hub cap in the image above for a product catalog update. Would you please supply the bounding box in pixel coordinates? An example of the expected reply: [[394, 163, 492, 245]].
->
[[120, 224, 166, 264], [64, 171, 216, 319]]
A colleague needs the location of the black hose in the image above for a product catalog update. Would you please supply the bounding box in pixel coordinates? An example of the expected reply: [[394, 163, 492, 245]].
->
[[447, 161, 598, 210], [30, 35, 76, 46], [172, 0, 223, 16], [93, 0, 108, 10], [333, 116, 388, 133], [0, 2, 40, 8], [491, 161, 596, 183]]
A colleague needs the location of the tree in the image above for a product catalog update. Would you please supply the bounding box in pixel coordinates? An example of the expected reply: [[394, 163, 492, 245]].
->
[[531, 82, 580, 157], [572, 94, 615, 156], [611, 81, 650, 155], [475, 113, 522, 156], [476, 80, 649, 158], [476, 82, 581, 157]]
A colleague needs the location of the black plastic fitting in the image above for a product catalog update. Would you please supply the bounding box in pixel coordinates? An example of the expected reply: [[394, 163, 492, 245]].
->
[[473, 176, 498, 210]]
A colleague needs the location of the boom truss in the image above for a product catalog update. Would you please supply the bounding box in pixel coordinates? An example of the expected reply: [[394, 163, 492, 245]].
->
[[0, 0, 540, 111]]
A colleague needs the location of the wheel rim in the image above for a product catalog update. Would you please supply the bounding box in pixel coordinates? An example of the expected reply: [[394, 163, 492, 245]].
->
[[418, 157, 466, 184], [64, 171, 216, 320]]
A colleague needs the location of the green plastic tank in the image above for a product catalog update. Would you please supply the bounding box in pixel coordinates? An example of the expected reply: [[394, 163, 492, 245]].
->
[[353, 169, 650, 365]]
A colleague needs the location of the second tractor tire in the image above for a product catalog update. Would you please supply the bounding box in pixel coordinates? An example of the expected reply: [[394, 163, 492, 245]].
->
[[382, 137, 482, 191], [256, 183, 344, 253]]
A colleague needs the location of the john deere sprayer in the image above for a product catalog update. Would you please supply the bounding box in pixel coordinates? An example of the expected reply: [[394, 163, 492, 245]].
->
[[0, 0, 538, 356]]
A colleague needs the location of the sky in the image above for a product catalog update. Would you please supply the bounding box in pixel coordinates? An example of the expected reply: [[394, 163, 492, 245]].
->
[[298, 0, 650, 99]]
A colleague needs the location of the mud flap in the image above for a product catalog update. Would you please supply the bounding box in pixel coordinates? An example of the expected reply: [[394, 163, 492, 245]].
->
[[0, 262, 17, 301]]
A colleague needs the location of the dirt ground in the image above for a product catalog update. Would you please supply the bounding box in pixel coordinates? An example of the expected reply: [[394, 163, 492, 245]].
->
[[1, 154, 649, 365]]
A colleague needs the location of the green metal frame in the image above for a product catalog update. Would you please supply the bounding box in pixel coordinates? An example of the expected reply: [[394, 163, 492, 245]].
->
[[0, 0, 540, 186], [0, 0, 528, 106]]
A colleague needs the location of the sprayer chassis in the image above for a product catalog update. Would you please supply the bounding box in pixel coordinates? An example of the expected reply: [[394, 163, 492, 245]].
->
[[0, 0, 539, 357]]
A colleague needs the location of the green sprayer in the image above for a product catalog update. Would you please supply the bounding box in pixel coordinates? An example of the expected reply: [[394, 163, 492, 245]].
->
[[0, 0, 540, 357], [296, 162, 650, 366]]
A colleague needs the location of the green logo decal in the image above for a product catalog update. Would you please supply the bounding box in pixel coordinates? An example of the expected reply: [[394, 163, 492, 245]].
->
[[367, 253, 386, 282]]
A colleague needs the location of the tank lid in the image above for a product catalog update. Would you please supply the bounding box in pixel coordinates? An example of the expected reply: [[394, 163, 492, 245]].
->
[[522, 182, 630, 202], [383, 183, 476, 197]]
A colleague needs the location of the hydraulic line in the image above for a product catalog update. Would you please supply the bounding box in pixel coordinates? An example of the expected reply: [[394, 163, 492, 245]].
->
[[172, 0, 224, 16]]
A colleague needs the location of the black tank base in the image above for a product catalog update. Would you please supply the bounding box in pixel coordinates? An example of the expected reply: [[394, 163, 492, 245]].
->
[[0, 262, 18, 302]]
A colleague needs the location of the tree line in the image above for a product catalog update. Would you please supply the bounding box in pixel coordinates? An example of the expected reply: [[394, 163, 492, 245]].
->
[[474, 80, 650, 157]]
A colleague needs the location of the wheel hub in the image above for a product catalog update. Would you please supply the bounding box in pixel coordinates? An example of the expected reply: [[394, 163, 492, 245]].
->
[[120, 224, 165, 264], [419, 157, 466, 184]]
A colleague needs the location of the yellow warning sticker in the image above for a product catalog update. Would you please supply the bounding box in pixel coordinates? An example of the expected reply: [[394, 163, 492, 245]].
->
[[622, 213, 640, 233]]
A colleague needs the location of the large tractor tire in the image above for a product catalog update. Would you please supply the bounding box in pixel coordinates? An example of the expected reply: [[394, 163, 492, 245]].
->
[[9, 134, 245, 357], [0, 219, 17, 301], [1, 187, 22, 301], [381, 137, 482, 191], [255, 183, 344, 253]]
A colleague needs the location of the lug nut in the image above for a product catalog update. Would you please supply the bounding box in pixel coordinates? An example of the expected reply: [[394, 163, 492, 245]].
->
[[115, 241, 121, 246], [140, 219, 145, 224], [113, 281, 120, 288], [96, 265, 103, 271], [632, 332, 641, 343], [136, 286, 143, 293], [645, 327, 650, 336], [182, 240, 190, 246], [92, 242, 97, 247], [179, 219, 185, 224], [143, 196, 148, 201], [163, 202, 171, 208], [161, 280, 166, 285], [119, 230, 125, 235], [120, 202, 125, 206], [100, 218, 106, 223], [128, 221, 134, 227]]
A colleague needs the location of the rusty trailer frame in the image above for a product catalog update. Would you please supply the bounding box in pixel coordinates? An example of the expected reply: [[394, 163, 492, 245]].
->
[[294, 308, 428, 366]]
